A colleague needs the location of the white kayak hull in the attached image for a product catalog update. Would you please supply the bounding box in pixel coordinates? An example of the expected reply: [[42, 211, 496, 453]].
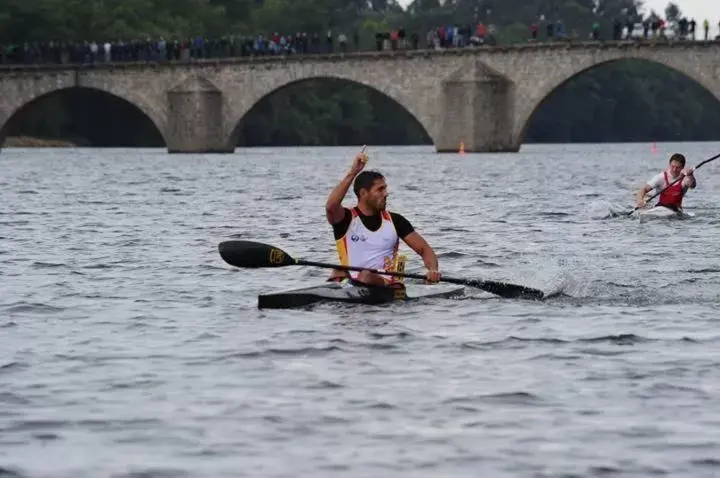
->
[[633, 206, 694, 221]]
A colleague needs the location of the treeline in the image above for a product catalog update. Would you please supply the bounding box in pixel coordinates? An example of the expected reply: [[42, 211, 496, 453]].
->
[[2, 0, 720, 146], [0, 0, 660, 46], [526, 60, 720, 143]]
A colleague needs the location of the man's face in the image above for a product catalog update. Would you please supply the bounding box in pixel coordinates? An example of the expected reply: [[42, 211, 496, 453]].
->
[[361, 178, 388, 211], [669, 160, 683, 177]]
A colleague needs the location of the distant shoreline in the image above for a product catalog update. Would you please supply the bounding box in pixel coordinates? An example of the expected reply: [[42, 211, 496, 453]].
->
[[2, 137, 718, 149], [3, 136, 77, 147]]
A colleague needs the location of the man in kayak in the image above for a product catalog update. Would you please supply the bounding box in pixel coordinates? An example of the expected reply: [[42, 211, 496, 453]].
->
[[636, 153, 696, 211], [325, 151, 441, 287]]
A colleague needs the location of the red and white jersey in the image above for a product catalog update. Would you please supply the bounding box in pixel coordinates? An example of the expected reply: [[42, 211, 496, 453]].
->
[[648, 170, 687, 209]]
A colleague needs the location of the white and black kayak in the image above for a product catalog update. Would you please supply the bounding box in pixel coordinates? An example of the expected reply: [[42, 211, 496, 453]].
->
[[632, 205, 694, 222], [257, 281, 464, 309], [218, 240, 545, 301]]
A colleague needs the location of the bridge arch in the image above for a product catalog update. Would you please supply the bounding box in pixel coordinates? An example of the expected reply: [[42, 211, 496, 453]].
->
[[224, 74, 437, 149], [0, 83, 167, 147], [513, 48, 720, 144]]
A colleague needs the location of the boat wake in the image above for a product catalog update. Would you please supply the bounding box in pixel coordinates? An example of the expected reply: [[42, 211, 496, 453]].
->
[[495, 254, 650, 302], [475, 256, 572, 301], [583, 200, 698, 223], [585, 200, 633, 220]]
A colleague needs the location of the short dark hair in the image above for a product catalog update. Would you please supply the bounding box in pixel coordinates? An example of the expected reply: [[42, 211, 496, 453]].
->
[[669, 153, 686, 167], [353, 170, 385, 198]]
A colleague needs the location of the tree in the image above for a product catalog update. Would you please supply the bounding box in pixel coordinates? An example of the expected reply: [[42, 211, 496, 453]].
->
[[664, 2, 680, 21], [646, 9, 660, 22]]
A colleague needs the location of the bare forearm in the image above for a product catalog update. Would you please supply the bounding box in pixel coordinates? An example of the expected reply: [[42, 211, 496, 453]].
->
[[636, 186, 650, 205], [326, 152, 366, 223], [326, 170, 355, 210], [421, 246, 439, 272]]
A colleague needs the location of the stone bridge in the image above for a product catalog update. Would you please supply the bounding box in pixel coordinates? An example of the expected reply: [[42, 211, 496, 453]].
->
[[1, 40, 720, 153]]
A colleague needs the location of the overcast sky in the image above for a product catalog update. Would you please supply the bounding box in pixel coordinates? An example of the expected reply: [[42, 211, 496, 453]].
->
[[642, 0, 719, 22]]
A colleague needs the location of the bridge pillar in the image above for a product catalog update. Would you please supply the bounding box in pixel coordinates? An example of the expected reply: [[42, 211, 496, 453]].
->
[[436, 65, 518, 153], [166, 74, 234, 153]]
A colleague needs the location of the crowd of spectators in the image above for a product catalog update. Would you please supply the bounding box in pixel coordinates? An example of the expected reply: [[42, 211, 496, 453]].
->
[[1, 17, 719, 66]]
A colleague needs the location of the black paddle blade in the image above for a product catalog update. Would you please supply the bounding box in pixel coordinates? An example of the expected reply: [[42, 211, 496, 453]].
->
[[218, 240, 296, 268], [470, 279, 545, 300]]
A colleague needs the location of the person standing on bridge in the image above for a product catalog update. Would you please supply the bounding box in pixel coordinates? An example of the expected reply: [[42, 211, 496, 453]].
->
[[325, 151, 441, 287]]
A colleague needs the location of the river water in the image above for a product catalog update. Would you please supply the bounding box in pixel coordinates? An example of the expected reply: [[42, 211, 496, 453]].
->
[[1, 143, 719, 477]]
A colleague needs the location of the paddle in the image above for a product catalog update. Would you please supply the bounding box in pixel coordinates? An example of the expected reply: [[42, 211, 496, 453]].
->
[[627, 152, 720, 216], [218, 240, 545, 300]]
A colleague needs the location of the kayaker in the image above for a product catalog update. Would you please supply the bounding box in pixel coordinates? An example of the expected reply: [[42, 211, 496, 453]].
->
[[636, 153, 696, 211], [325, 151, 441, 286]]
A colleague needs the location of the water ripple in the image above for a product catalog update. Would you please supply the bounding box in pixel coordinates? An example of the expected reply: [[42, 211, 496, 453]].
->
[[2, 144, 720, 477]]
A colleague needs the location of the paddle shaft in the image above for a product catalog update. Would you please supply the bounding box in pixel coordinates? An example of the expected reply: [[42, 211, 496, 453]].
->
[[217, 240, 545, 299], [296, 258, 544, 299], [298, 259, 491, 288], [635, 152, 720, 211]]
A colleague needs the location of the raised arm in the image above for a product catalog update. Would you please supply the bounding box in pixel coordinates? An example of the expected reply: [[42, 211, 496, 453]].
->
[[325, 151, 367, 224]]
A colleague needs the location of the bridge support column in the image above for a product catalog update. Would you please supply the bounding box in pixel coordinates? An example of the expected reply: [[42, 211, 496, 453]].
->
[[436, 67, 518, 153], [166, 74, 233, 153]]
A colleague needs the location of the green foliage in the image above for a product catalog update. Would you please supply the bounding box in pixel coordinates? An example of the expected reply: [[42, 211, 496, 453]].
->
[[253, 0, 331, 35], [2, 0, 720, 146], [0, 0, 228, 42], [3, 89, 165, 146], [236, 80, 430, 146], [0, 0, 702, 43], [525, 60, 720, 143], [664, 2, 681, 22]]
